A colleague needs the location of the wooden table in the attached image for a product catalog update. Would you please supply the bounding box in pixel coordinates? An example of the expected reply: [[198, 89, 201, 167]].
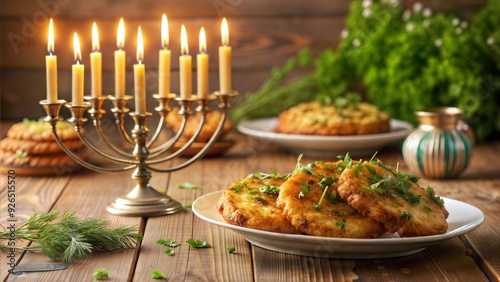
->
[[1, 127, 499, 281]]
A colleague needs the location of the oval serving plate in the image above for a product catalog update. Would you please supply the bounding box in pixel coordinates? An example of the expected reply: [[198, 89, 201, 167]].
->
[[193, 190, 484, 259]]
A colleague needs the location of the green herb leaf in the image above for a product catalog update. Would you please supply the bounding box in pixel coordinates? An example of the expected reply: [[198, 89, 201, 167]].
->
[[186, 238, 211, 248], [336, 218, 346, 230], [426, 186, 445, 206], [400, 211, 413, 220], [152, 270, 166, 279], [260, 184, 279, 195], [93, 268, 109, 280], [226, 246, 236, 253], [157, 238, 180, 248], [164, 248, 175, 256]]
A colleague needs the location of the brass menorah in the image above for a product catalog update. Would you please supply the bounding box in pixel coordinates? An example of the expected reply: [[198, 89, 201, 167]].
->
[[39, 91, 236, 217]]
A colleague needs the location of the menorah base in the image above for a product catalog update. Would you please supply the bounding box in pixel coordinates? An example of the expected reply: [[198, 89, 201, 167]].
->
[[106, 186, 184, 217]]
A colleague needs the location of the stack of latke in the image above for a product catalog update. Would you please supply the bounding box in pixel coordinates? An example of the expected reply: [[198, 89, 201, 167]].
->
[[217, 156, 449, 238], [165, 107, 233, 142], [0, 119, 88, 175]]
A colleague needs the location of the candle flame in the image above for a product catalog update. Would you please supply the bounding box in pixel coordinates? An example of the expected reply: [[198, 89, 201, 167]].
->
[[117, 18, 125, 49], [221, 18, 229, 46], [181, 25, 189, 55], [137, 26, 144, 64], [199, 27, 207, 53], [48, 18, 54, 55], [161, 13, 169, 49], [92, 22, 100, 52], [73, 32, 82, 64]]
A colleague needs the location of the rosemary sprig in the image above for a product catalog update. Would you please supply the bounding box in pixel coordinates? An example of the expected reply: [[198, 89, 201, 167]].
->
[[0, 211, 142, 264]]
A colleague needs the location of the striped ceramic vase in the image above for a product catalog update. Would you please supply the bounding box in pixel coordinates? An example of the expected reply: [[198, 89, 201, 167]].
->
[[402, 107, 473, 179]]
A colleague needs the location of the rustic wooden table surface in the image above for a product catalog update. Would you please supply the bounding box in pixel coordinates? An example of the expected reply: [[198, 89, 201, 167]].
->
[[1, 122, 499, 281]]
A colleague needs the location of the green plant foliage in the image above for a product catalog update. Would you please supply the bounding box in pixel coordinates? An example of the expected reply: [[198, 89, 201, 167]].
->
[[230, 0, 500, 141]]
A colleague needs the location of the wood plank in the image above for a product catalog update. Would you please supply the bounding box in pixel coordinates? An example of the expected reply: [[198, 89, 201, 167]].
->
[[6, 168, 144, 282], [0, 175, 71, 281], [353, 239, 488, 281]]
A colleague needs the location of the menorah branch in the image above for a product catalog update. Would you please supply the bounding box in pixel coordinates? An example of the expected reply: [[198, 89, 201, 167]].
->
[[40, 91, 237, 217]]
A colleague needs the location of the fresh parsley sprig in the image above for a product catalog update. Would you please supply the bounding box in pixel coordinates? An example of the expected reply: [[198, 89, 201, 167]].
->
[[186, 238, 211, 248]]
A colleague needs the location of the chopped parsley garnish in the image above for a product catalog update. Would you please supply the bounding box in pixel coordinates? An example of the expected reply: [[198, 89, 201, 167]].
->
[[400, 211, 413, 220], [259, 184, 279, 195], [164, 248, 175, 256], [330, 209, 344, 217], [249, 196, 267, 204], [152, 270, 166, 279], [298, 180, 313, 198], [226, 246, 236, 253], [426, 186, 445, 206], [353, 162, 363, 178], [364, 163, 422, 205], [248, 189, 260, 194], [93, 268, 109, 280], [231, 182, 244, 192], [252, 170, 289, 180], [186, 238, 211, 248], [157, 238, 181, 248], [336, 218, 346, 229]]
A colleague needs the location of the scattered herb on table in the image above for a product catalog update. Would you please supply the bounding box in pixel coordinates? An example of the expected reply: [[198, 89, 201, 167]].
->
[[157, 238, 180, 248], [157, 238, 180, 256], [186, 238, 211, 248], [185, 203, 193, 208], [93, 268, 109, 280], [178, 182, 199, 189], [226, 246, 236, 254], [0, 210, 142, 264], [164, 248, 175, 256], [152, 270, 166, 279]]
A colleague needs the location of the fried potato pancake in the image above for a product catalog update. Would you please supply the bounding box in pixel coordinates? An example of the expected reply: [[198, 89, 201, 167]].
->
[[274, 101, 390, 136], [166, 107, 232, 142], [277, 161, 386, 238], [217, 173, 301, 234], [338, 161, 449, 237]]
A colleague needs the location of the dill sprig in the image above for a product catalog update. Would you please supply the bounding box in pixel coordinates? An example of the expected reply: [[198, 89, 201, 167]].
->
[[0, 210, 142, 263]]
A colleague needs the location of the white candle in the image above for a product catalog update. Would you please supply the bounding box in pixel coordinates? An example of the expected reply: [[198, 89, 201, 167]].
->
[[219, 18, 232, 94], [179, 25, 192, 100], [46, 18, 58, 103], [72, 32, 84, 106], [115, 18, 126, 98], [90, 22, 102, 98], [197, 27, 209, 99], [134, 26, 146, 114], [159, 14, 171, 97]]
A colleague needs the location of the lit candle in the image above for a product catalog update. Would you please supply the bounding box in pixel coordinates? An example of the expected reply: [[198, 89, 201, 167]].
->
[[72, 32, 84, 106], [115, 18, 126, 98], [197, 27, 209, 99], [90, 22, 102, 98], [158, 14, 171, 97], [179, 25, 192, 100], [134, 26, 146, 114], [219, 17, 232, 94], [46, 18, 58, 103]]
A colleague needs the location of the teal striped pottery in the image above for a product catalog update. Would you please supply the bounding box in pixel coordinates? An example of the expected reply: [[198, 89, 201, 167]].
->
[[402, 107, 473, 179]]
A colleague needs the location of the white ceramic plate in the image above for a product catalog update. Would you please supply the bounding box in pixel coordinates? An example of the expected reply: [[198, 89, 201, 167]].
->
[[237, 118, 413, 158], [193, 191, 484, 259]]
